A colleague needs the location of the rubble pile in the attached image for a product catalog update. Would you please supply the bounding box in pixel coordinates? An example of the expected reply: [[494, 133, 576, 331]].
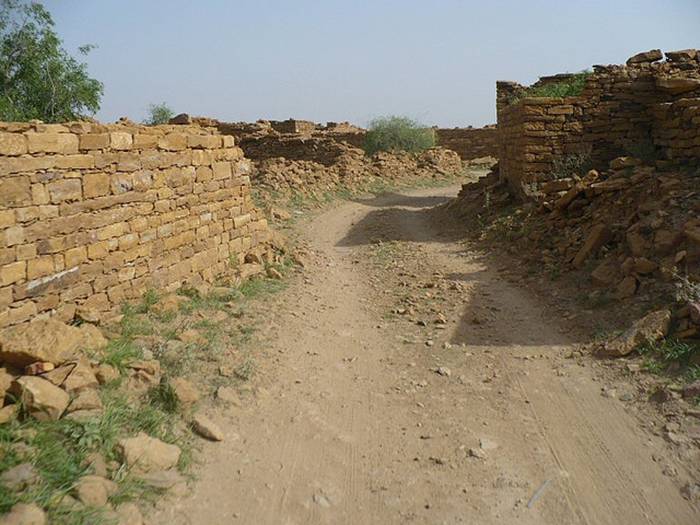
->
[[251, 144, 466, 202], [447, 157, 700, 343]]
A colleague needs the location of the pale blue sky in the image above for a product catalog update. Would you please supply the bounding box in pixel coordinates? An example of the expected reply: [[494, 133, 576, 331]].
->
[[45, 0, 699, 127]]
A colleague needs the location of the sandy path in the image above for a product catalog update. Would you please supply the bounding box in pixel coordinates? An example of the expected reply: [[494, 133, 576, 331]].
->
[[151, 184, 698, 525]]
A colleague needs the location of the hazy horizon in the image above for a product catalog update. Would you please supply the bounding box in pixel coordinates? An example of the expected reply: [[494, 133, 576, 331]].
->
[[45, 0, 700, 127]]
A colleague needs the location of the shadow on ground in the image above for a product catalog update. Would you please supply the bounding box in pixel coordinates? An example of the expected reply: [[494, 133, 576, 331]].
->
[[337, 189, 581, 348], [350, 192, 454, 209]]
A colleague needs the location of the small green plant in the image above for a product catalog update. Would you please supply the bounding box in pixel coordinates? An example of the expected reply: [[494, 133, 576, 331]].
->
[[522, 71, 591, 99], [673, 272, 700, 303], [148, 380, 180, 414], [639, 338, 700, 382], [548, 152, 593, 180], [234, 359, 256, 381], [144, 102, 174, 125], [363, 116, 436, 156]]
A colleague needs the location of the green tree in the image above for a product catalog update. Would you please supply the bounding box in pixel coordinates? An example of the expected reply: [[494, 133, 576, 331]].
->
[[144, 102, 174, 125], [0, 0, 103, 122], [363, 116, 436, 156]]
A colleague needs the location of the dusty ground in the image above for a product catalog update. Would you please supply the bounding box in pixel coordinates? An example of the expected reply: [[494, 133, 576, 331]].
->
[[151, 184, 699, 525]]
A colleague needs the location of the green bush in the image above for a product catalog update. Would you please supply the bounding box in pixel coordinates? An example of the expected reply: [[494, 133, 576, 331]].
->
[[144, 102, 174, 125], [549, 152, 593, 179], [363, 116, 435, 156], [507, 71, 592, 104], [523, 71, 591, 99]]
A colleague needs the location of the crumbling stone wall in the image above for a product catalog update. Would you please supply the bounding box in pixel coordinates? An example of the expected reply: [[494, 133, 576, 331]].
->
[[236, 135, 354, 165], [270, 119, 316, 135], [497, 49, 700, 196], [651, 97, 700, 167], [0, 122, 271, 327], [434, 126, 498, 161], [177, 117, 498, 165]]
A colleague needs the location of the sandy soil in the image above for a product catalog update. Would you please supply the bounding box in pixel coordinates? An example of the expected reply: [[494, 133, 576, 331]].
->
[[150, 184, 698, 525]]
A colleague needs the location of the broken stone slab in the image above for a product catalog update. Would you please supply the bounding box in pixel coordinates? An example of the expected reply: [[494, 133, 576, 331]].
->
[[68, 388, 103, 413], [62, 360, 99, 393], [95, 363, 119, 384], [191, 413, 224, 441], [77, 324, 109, 352], [609, 156, 640, 170], [11, 376, 70, 421], [572, 224, 611, 268], [626, 49, 662, 65], [0, 502, 46, 525], [665, 49, 698, 62], [0, 318, 84, 368], [600, 309, 671, 357], [138, 469, 186, 490], [0, 367, 14, 399], [555, 170, 599, 210], [626, 230, 650, 257], [590, 259, 619, 287], [170, 377, 200, 407], [540, 178, 574, 194], [0, 404, 18, 424], [24, 362, 54, 376], [656, 77, 700, 95], [116, 432, 181, 474], [614, 275, 638, 300]]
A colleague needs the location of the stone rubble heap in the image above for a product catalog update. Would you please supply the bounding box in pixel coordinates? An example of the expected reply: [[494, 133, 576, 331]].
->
[[448, 155, 699, 346], [250, 145, 466, 203]]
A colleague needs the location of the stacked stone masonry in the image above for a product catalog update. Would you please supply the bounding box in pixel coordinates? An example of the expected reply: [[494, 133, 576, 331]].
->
[[434, 127, 498, 161], [497, 49, 700, 196], [177, 115, 497, 164], [0, 122, 271, 328]]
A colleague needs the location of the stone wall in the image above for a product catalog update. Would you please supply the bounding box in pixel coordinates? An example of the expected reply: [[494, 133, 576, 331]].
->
[[435, 126, 498, 161], [178, 116, 498, 164], [270, 119, 316, 135], [496, 49, 700, 196], [0, 122, 271, 328], [651, 98, 700, 166], [236, 135, 353, 165]]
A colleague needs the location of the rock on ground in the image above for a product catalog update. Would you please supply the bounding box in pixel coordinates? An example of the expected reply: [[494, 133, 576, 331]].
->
[[0, 503, 46, 525], [74, 475, 118, 507], [601, 309, 671, 357], [0, 319, 83, 368], [0, 463, 39, 491], [170, 377, 200, 406], [11, 376, 69, 421], [192, 413, 225, 441], [117, 432, 181, 474], [115, 502, 144, 525]]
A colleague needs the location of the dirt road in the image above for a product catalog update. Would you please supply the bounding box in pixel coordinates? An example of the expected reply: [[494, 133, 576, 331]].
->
[[152, 184, 698, 525]]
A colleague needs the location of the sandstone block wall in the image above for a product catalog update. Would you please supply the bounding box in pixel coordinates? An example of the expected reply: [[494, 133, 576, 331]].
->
[[182, 117, 499, 165], [435, 127, 498, 160], [0, 122, 271, 328], [497, 49, 700, 196], [651, 98, 700, 165]]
